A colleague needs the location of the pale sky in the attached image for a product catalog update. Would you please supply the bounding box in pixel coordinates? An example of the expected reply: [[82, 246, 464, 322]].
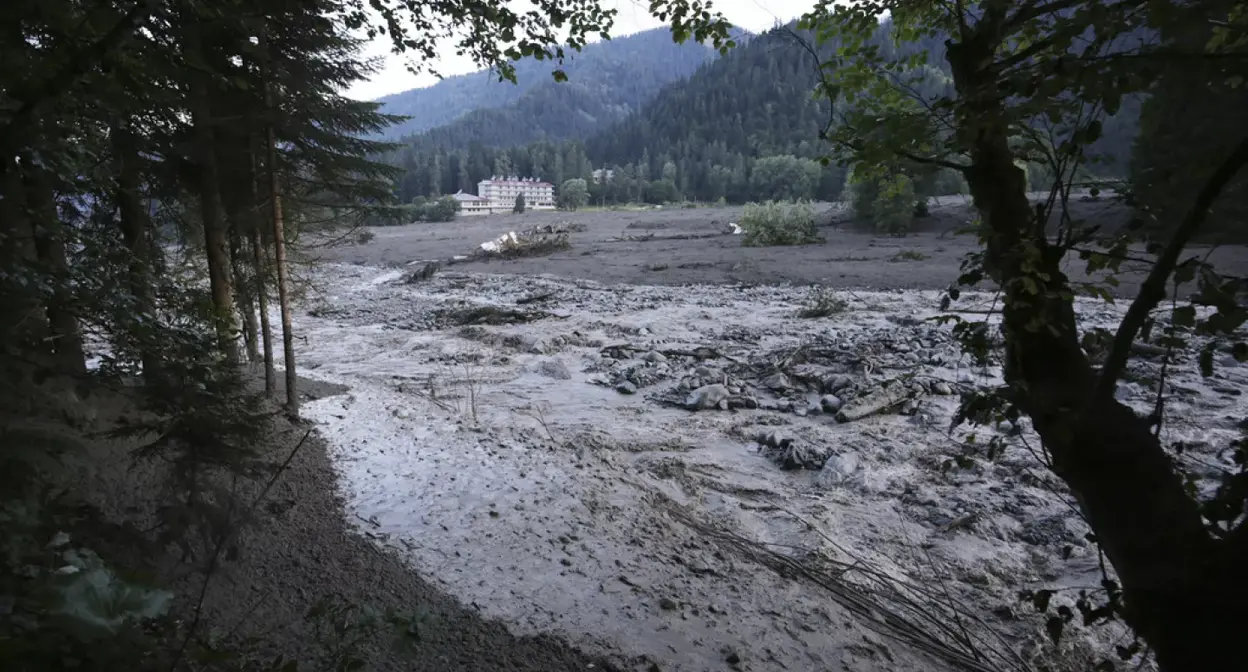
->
[[346, 0, 819, 101]]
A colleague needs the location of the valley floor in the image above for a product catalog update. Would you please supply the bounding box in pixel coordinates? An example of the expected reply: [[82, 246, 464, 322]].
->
[[287, 260, 1247, 671], [317, 198, 1248, 298]]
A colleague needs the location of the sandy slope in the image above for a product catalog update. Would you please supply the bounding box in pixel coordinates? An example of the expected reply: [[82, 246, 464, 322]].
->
[[292, 263, 1246, 671]]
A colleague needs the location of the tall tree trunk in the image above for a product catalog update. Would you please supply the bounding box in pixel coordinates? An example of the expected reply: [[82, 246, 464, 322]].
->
[[945, 28, 1248, 672], [250, 138, 276, 394], [261, 24, 297, 414], [0, 154, 50, 373], [186, 23, 239, 365], [228, 211, 260, 363], [214, 121, 261, 365], [232, 232, 260, 363], [111, 122, 162, 383], [23, 162, 86, 375]]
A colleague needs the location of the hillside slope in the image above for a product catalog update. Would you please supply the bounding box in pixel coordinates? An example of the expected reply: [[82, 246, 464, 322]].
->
[[389, 24, 1142, 206], [583, 25, 850, 202], [379, 28, 720, 143]]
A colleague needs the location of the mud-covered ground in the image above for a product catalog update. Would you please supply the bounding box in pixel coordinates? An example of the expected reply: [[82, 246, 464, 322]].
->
[[316, 196, 1248, 297], [48, 373, 626, 672], [290, 263, 1247, 672]]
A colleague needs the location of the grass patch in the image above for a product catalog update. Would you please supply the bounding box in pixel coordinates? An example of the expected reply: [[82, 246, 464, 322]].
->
[[890, 249, 929, 262], [797, 286, 848, 318]]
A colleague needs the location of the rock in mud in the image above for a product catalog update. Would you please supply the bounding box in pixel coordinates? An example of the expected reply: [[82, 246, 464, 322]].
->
[[932, 381, 954, 395], [835, 382, 915, 422], [762, 372, 791, 391], [757, 431, 829, 471], [686, 383, 730, 410], [616, 380, 639, 395], [824, 374, 853, 393], [644, 350, 668, 363], [535, 359, 572, 380], [820, 394, 843, 413], [815, 452, 862, 487]]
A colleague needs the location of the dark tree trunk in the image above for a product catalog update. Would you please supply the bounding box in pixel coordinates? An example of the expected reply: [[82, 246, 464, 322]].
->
[[0, 154, 50, 369], [945, 26, 1248, 672], [111, 122, 162, 383], [214, 111, 261, 365], [185, 23, 239, 365], [230, 226, 260, 363], [261, 23, 297, 414], [250, 139, 276, 394], [23, 162, 86, 375]]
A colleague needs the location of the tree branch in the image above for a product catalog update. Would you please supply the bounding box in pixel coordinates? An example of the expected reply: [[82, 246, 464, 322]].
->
[[1094, 135, 1248, 403], [0, 0, 161, 148]]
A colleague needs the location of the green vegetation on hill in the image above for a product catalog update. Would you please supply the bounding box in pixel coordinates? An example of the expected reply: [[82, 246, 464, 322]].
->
[[382, 28, 722, 145], [391, 22, 1144, 209]]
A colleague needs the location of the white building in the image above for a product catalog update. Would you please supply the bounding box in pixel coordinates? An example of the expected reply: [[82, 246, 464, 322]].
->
[[450, 190, 493, 215], [477, 176, 556, 210]]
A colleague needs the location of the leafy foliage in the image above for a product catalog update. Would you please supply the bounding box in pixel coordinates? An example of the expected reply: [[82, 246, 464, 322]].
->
[[738, 200, 821, 247], [559, 178, 590, 210], [409, 196, 462, 223], [796, 286, 848, 317], [849, 169, 918, 236]]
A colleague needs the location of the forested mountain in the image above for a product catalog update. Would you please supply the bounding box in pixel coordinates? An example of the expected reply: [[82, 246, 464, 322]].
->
[[391, 22, 1145, 206], [390, 25, 838, 203], [379, 28, 723, 143]]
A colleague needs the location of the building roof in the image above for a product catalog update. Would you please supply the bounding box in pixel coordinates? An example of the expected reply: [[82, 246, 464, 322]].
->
[[480, 176, 553, 187], [451, 190, 489, 202]]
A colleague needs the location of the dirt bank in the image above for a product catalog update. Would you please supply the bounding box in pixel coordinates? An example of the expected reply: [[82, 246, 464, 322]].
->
[[314, 198, 1248, 297], [47, 375, 632, 671]]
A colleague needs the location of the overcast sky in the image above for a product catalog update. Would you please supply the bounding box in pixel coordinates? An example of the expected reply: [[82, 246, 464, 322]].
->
[[345, 0, 818, 101]]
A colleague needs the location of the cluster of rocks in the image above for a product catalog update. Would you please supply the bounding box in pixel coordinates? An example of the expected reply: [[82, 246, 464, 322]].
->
[[585, 346, 678, 395], [584, 330, 968, 428], [751, 431, 830, 471]]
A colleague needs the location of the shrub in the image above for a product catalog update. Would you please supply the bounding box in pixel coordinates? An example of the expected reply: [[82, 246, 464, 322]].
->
[[411, 196, 460, 223], [891, 249, 928, 262], [797, 286, 848, 318], [850, 170, 917, 236], [738, 200, 821, 247], [559, 178, 589, 211], [513, 193, 526, 213]]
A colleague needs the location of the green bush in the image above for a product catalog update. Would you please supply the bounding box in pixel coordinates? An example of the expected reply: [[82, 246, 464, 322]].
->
[[559, 178, 589, 211], [738, 200, 821, 247], [850, 170, 917, 236], [410, 195, 460, 223]]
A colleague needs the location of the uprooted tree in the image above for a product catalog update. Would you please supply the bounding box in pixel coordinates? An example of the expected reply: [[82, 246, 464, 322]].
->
[[660, 0, 1248, 668]]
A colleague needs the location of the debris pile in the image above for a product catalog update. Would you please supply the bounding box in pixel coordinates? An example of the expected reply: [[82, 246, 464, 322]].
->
[[478, 225, 575, 259], [752, 430, 829, 471]]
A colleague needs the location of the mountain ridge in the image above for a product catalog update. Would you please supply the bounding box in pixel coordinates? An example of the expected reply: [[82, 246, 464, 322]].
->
[[376, 27, 730, 142]]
